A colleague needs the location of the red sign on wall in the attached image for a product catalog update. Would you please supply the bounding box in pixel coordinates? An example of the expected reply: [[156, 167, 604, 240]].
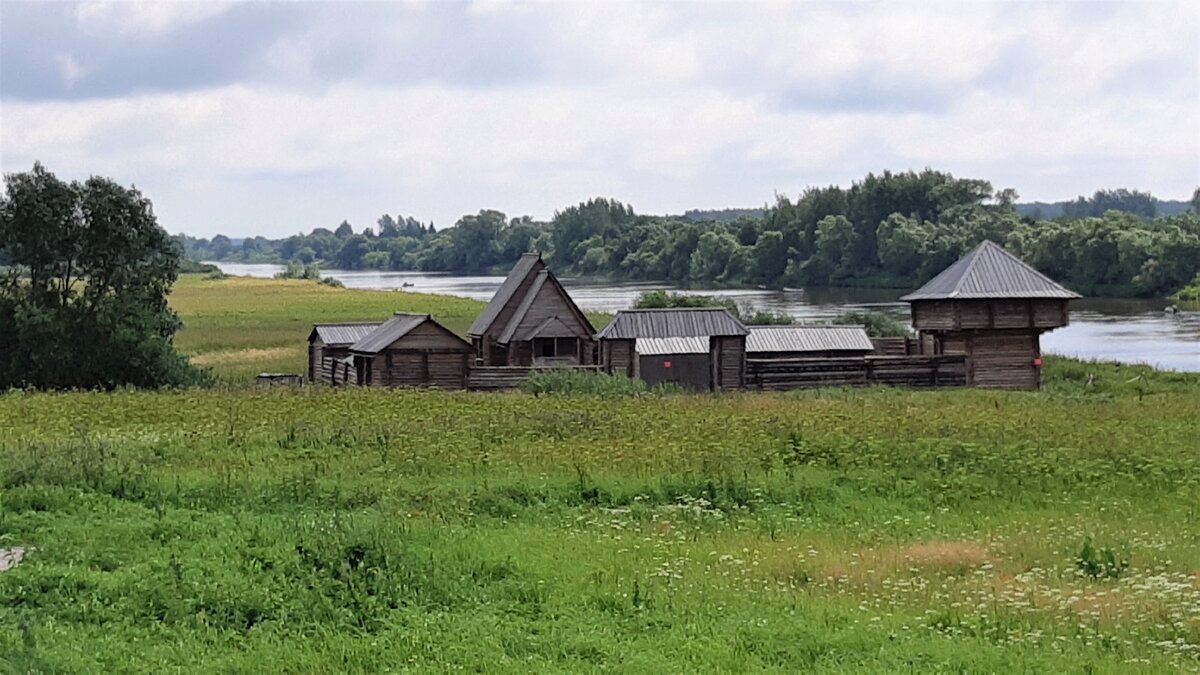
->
[[663, 360, 672, 368], [1032, 358, 1043, 367]]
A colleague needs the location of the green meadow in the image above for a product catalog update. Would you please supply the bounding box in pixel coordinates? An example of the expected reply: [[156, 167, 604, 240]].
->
[[1, 274, 1198, 672]]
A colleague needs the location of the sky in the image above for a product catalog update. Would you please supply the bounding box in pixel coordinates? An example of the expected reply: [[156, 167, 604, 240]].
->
[[1, 1, 1197, 239]]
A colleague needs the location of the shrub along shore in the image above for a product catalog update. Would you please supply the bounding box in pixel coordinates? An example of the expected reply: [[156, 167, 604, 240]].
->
[[1, 273, 1196, 672]]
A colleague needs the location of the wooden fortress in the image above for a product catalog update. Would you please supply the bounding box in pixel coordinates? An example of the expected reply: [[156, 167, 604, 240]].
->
[[305, 242, 1078, 392]]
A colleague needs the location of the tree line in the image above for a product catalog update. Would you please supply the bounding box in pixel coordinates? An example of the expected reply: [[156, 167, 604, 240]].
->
[[180, 171, 1200, 298]]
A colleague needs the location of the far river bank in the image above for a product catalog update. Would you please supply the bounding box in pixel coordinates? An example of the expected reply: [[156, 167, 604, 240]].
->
[[208, 262, 1199, 372]]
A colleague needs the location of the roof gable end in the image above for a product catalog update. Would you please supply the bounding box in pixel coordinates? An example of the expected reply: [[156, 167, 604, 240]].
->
[[496, 269, 596, 344]]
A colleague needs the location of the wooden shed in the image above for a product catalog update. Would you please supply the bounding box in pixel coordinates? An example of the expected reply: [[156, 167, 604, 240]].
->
[[746, 325, 874, 360], [468, 253, 596, 367], [635, 336, 712, 391], [307, 322, 382, 384], [901, 240, 1080, 390], [597, 308, 749, 391], [349, 313, 473, 388]]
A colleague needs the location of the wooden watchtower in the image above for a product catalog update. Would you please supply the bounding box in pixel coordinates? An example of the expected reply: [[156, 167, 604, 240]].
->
[[901, 240, 1080, 389]]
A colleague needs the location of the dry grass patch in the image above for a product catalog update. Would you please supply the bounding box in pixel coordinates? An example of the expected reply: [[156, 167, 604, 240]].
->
[[823, 540, 992, 583], [190, 347, 296, 367]]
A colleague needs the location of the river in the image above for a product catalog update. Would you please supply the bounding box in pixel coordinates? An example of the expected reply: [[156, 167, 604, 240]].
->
[[208, 262, 1200, 372]]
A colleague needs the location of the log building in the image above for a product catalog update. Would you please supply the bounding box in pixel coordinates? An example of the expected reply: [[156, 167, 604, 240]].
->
[[468, 253, 596, 367], [901, 240, 1080, 390], [598, 308, 749, 391], [349, 313, 473, 388], [307, 322, 382, 384]]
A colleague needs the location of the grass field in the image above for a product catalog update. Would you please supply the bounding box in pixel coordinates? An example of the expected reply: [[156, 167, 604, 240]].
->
[[171, 274, 613, 382], [170, 274, 486, 381], [2, 274, 1198, 672]]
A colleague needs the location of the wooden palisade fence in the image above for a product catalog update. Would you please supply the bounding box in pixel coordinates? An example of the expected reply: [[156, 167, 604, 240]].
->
[[746, 354, 967, 390], [466, 365, 603, 391]]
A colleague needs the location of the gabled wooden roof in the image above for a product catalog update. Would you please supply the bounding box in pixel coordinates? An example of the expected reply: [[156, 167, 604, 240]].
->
[[468, 253, 544, 337], [349, 313, 470, 354], [308, 322, 383, 347], [901, 240, 1081, 301], [597, 308, 749, 339]]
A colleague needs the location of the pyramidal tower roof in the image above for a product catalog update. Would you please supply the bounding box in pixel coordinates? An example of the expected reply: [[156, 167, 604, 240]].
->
[[901, 240, 1081, 301]]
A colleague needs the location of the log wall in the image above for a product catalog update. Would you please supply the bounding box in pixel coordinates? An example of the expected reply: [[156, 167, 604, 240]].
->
[[746, 355, 967, 390], [965, 331, 1041, 390], [367, 349, 470, 389], [601, 339, 636, 377], [911, 299, 1068, 332], [466, 365, 604, 391], [310, 345, 353, 384], [712, 336, 746, 390]]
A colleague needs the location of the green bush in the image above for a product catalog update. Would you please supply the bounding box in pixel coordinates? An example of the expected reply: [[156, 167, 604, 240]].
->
[[1075, 538, 1130, 579], [634, 290, 740, 315], [633, 291, 795, 325], [743, 309, 795, 325], [1172, 273, 1200, 301], [178, 259, 221, 274], [275, 260, 322, 281]]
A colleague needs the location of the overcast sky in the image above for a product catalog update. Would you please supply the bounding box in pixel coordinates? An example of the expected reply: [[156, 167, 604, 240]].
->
[[2, 1, 1197, 239]]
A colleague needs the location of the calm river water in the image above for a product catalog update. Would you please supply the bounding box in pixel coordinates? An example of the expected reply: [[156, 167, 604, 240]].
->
[[210, 262, 1199, 372]]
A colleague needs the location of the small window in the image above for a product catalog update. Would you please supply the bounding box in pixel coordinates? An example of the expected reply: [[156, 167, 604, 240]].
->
[[556, 337, 576, 357], [534, 338, 557, 357]]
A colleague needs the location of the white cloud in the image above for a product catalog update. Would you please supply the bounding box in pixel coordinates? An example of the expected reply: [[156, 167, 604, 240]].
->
[[74, 0, 235, 36], [2, 1, 1197, 237]]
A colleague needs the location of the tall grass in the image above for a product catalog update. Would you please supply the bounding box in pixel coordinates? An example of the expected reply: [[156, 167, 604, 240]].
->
[[1, 380, 1198, 671]]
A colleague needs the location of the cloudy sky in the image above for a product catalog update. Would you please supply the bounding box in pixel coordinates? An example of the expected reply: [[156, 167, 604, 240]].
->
[[2, 1, 1197, 238]]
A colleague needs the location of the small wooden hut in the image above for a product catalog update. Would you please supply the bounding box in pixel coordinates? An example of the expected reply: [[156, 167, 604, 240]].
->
[[634, 336, 712, 391], [349, 313, 473, 388], [308, 322, 382, 384], [468, 253, 596, 367], [598, 308, 749, 391], [901, 240, 1080, 389], [746, 325, 874, 360]]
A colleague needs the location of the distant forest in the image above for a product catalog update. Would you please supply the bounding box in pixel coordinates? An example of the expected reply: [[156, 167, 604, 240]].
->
[[178, 172, 1200, 298]]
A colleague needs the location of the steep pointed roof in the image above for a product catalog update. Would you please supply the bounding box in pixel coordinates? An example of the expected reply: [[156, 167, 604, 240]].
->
[[468, 253, 544, 337], [901, 240, 1081, 301], [496, 269, 596, 344]]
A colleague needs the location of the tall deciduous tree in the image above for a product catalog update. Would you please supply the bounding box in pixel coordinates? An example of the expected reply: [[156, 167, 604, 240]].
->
[[0, 163, 207, 389]]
